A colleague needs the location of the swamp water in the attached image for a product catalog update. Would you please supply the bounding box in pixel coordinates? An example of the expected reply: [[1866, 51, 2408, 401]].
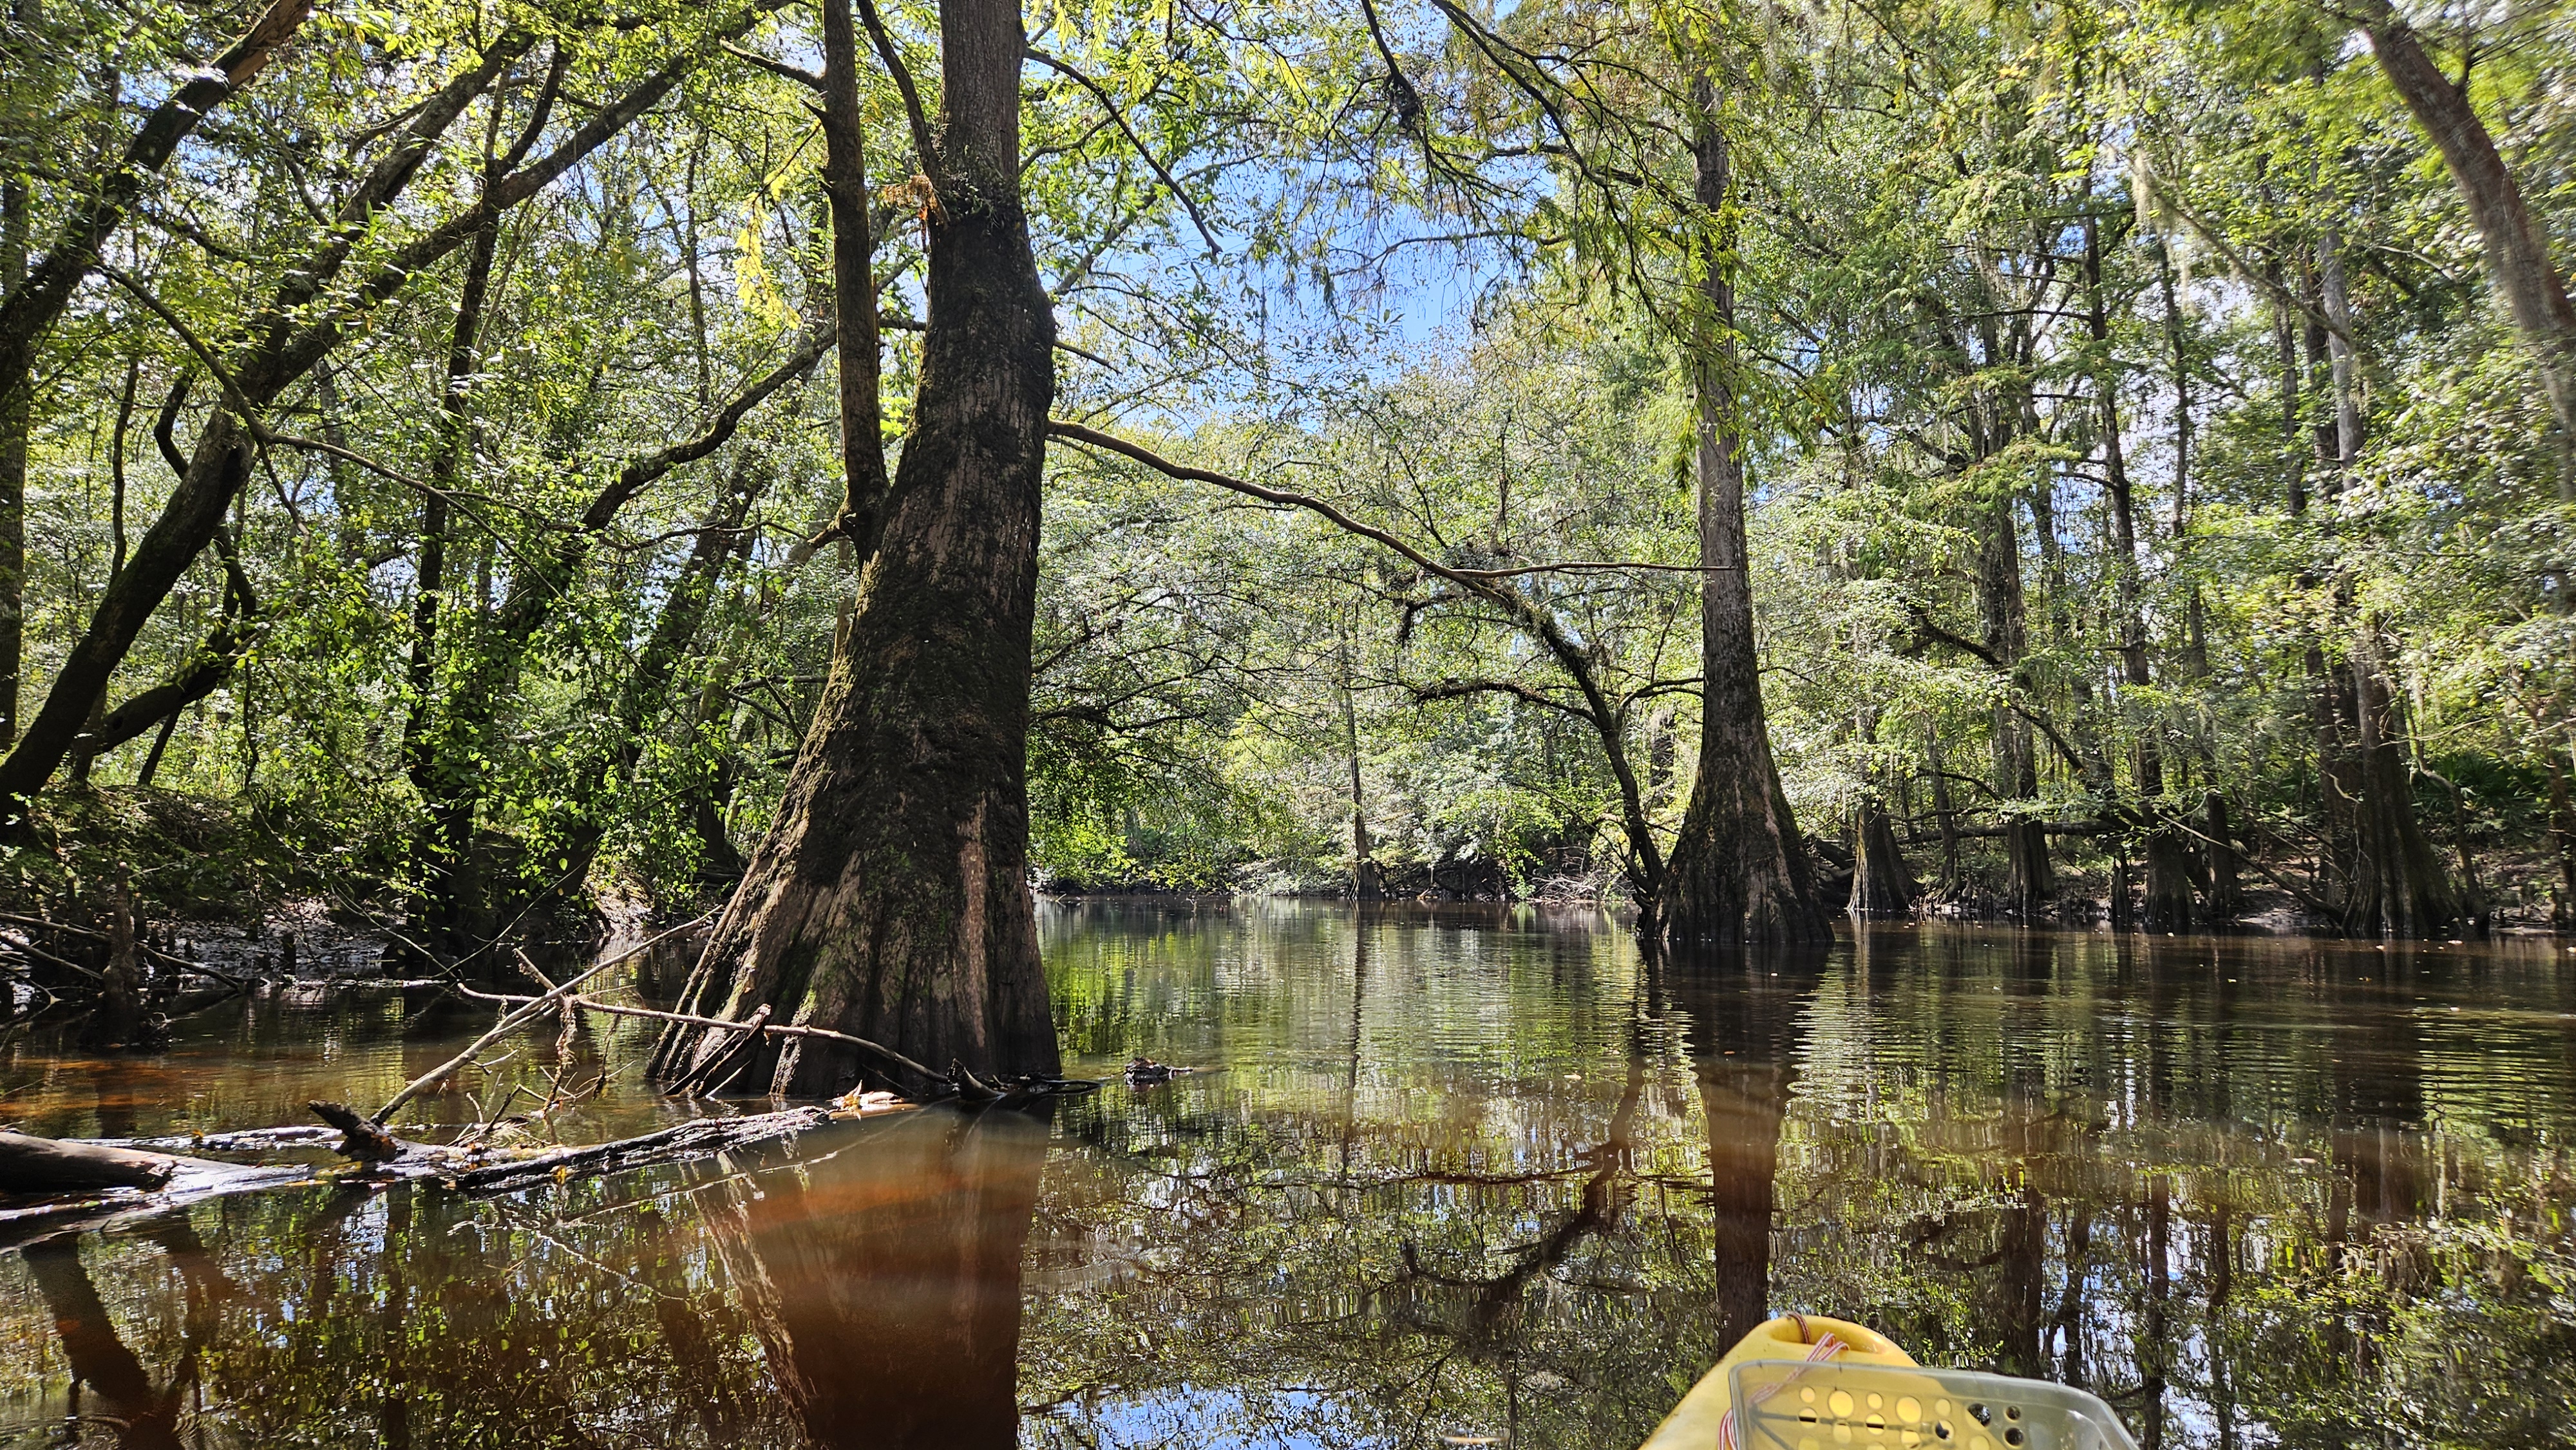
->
[[0, 901, 2569, 1449]]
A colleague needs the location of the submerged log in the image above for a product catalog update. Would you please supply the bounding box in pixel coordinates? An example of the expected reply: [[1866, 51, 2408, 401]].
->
[[0, 1091, 917, 1242], [0, 1130, 178, 1192]]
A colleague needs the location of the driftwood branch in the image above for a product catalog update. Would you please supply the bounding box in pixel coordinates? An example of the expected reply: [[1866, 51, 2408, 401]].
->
[[308, 1101, 399, 1162], [463, 986, 949, 1100], [442, 1105, 840, 1193], [370, 914, 710, 1125]]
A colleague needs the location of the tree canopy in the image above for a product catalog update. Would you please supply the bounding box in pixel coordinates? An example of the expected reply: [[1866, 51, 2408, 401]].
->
[[1, 0, 2569, 941]]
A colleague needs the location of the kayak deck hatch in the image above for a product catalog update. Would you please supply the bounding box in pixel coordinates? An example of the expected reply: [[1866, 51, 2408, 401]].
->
[[1729, 1358, 2139, 1450], [1640, 1315, 2139, 1450]]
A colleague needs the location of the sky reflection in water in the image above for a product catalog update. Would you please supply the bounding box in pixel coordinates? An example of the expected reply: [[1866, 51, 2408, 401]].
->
[[0, 901, 2569, 1449]]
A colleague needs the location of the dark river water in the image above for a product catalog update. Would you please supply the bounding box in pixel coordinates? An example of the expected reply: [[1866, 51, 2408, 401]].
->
[[0, 903, 2570, 1449]]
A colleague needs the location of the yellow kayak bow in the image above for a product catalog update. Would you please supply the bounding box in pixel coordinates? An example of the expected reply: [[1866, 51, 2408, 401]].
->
[[1640, 1315, 2141, 1450]]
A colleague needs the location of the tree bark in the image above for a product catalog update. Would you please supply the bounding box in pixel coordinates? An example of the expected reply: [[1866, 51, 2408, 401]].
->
[[2086, 219, 2193, 928], [402, 211, 502, 956], [2203, 792, 2242, 924], [651, 0, 1061, 1094], [2345, 626, 2461, 936], [1660, 72, 1829, 945], [1848, 792, 1917, 918], [817, 0, 894, 551], [2358, 3, 2576, 499], [0, 157, 25, 747]]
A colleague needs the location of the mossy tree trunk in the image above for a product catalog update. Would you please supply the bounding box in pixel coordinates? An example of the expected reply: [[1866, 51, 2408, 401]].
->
[[652, 0, 1060, 1094]]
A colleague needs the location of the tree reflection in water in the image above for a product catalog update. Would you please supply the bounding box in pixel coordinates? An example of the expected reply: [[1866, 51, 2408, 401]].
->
[[705, 1106, 1050, 1450], [1660, 941, 1830, 1350], [0, 909, 2569, 1449]]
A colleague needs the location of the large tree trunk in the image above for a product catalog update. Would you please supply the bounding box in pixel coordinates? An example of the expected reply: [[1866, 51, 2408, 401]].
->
[[2345, 627, 2461, 936], [1660, 73, 1830, 945], [1978, 494, 2051, 918], [0, 158, 24, 747], [2203, 791, 2242, 924], [2358, 3, 2576, 499], [651, 0, 1061, 1094], [1848, 791, 1917, 918]]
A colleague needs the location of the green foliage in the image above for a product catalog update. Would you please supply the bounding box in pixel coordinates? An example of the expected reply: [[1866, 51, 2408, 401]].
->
[[3, 0, 2571, 923]]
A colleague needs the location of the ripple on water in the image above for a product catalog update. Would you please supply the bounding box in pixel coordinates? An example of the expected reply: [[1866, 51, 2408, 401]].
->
[[0, 905, 2565, 1449]]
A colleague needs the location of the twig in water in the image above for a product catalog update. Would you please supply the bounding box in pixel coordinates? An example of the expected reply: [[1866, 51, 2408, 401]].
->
[[370, 914, 710, 1126]]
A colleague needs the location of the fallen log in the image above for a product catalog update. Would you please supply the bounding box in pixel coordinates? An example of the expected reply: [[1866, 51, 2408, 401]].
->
[[78, 1125, 338, 1154], [0, 1089, 917, 1241], [443, 1104, 840, 1194], [0, 1131, 179, 1192]]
